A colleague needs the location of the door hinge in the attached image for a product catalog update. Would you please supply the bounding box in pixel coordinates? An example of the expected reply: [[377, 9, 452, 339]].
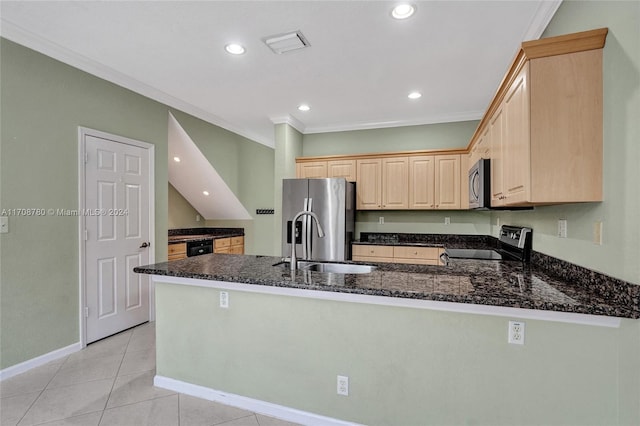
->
[[84, 229, 88, 241], [85, 152, 89, 164], [84, 307, 89, 317]]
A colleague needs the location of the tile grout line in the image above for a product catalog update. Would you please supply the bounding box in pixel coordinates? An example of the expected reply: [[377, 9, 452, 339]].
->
[[14, 355, 69, 426], [97, 329, 135, 426]]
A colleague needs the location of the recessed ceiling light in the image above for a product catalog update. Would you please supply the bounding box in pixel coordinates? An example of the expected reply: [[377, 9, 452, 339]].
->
[[202, 191, 210, 196], [173, 156, 181, 162], [408, 91, 422, 99], [392, 4, 416, 19], [298, 104, 311, 112], [225, 43, 245, 55]]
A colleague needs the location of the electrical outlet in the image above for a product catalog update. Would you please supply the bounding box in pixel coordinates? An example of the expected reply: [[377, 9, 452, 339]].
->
[[379, 216, 384, 225], [337, 375, 349, 396], [508, 321, 525, 345], [557, 219, 567, 238], [219, 291, 229, 308], [594, 221, 603, 245], [444, 217, 450, 225]]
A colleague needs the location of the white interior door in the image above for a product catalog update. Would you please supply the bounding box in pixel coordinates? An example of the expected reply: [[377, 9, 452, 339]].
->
[[83, 132, 152, 343]]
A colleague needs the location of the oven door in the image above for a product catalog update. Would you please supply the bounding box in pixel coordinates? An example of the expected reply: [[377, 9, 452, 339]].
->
[[187, 240, 213, 257]]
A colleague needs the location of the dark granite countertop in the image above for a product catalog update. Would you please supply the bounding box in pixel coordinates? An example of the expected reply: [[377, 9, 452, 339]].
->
[[135, 251, 639, 319], [167, 227, 244, 244]]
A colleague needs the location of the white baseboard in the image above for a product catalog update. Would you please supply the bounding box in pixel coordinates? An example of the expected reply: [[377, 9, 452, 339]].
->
[[0, 342, 81, 381], [154, 375, 363, 426]]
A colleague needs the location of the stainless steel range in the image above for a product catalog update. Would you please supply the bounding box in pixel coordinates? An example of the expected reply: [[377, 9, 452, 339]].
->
[[444, 225, 533, 263]]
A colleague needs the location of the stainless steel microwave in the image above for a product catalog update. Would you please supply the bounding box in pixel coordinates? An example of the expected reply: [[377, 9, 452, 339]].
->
[[469, 159, 491, 209]]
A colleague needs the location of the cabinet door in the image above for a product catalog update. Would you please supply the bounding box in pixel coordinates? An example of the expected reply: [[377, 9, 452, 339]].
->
[[327, 160, 356, 182], [297, 161, 328, 178], [356, 159, 382, 209], [503, 63, 531, 204], [409, 155, 435, 209], [490, 105, 506, 206], [434, 155, 461, 209], [382, 157, 408, 209], [214, 237, 231, 253]]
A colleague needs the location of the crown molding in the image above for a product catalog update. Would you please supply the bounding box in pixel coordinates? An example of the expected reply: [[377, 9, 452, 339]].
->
[[269, 114, 306, 134], [0, 19, 275, 148], [522, 0, 563, 40]]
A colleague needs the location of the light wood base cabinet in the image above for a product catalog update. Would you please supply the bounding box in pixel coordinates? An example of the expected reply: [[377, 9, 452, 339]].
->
[[214, 236, 244, 254], [168, 243, 187, 261], [353, 244, 444, 265]]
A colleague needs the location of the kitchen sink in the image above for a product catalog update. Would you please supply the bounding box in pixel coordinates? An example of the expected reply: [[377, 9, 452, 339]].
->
[[302, 262, 376, 274], [273, 260, 376, 274]]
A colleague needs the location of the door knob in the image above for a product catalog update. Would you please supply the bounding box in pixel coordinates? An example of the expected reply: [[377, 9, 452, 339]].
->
[[139, 241, 150, 248]]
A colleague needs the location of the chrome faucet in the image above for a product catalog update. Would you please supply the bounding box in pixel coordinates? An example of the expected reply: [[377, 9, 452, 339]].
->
[[290, 211, 325, 272]]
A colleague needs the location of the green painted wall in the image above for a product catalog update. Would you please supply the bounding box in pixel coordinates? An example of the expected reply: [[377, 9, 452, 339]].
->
[[273, 123, 303, 255], [156, 283, 638, 425], [168, 183, 202, 229], [0, 38, 167, 369], [168, 110, 276, 256], [0, 39, 275, 368], [301, 120, 479, 156]]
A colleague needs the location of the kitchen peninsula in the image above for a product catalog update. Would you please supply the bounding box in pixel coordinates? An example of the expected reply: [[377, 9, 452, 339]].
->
[[136, 245, 638, 425]]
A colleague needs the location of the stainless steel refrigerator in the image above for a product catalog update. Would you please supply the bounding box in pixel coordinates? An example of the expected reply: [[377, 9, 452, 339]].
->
[[281, 178, 355, 262]]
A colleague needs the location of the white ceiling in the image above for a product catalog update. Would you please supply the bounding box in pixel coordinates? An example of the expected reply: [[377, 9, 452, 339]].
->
[[0, 1, 561, 148]]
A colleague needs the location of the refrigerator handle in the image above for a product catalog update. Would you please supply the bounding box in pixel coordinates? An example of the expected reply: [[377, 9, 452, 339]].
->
[[306, 198, 313, 259], [301, 198, 309, 259]]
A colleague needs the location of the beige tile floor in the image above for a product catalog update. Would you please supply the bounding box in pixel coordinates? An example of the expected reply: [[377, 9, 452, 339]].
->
[[1, 322, 300, 426]]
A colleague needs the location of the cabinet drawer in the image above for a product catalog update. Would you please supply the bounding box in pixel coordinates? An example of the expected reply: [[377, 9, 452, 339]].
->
[[229, 245, 244, 254], [393, 246, 442, 260], [352, 255, 394, 263], [230, 236, 244, 246], [168, 243, 186, 256], [352, 244, 394, 258], [214, 238, 231, 249], [393, 257, 441, 266]]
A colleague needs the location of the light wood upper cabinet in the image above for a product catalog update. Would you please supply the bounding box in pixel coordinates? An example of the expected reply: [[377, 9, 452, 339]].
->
[[502, 63, 531, 204], [327, 159, 356, 181], [297, 161, 327, 179], [484, 28, 606, 206], [382, 157, 409, 209], [435, 155, 461, 209], [490, 105, 506, 206], [356, 157, 409, 210], [409, 154, 461, 209], [409, 156, 435, 209], [356, 159, 382, 209]]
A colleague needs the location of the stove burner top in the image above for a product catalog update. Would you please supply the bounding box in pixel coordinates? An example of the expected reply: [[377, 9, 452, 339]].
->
[[444, 225, 533, 263]]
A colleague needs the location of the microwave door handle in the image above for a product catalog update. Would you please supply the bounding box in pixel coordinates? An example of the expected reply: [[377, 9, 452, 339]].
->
[[471, 172, 480, 200]]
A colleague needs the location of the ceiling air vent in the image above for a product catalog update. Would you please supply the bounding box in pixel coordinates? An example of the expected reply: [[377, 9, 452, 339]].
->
[[263, 30, 309, 54]]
